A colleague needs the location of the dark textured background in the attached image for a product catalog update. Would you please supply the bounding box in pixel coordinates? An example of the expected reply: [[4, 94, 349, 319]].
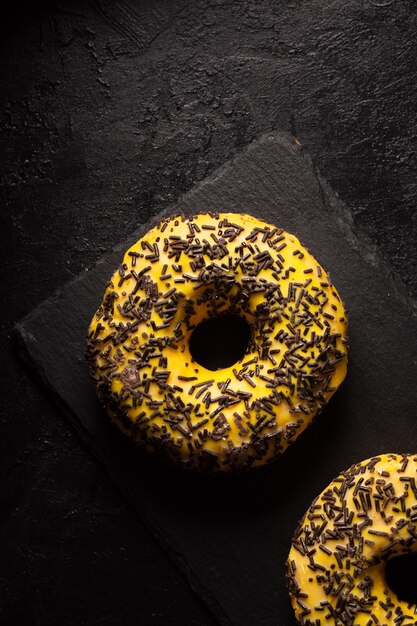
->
[[1, 1, 416, 624]]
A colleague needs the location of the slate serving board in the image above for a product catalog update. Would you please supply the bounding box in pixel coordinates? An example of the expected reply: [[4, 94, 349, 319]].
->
[[16, 132, 417, 625]]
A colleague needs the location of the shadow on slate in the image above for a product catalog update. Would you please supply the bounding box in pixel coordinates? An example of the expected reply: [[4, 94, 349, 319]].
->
[[16, 132, 417, 626]]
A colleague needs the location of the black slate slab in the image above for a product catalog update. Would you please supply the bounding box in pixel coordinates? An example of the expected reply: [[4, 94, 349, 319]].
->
[[16, 132, 417, 625]]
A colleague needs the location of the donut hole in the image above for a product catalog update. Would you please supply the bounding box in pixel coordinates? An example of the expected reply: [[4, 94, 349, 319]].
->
[[189, 314, 251, 371], [385, 553, 417, 605]]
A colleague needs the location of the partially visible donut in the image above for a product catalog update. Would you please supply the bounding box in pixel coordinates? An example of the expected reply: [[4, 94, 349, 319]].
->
[[287, 454, 417, 625], [86, 212, 348, 472]]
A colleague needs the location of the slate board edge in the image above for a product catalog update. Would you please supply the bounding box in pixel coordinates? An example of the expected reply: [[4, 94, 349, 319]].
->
[[17, 131, 417, 330], [310, 158, 417, 318], [14, 323, 232, 626]]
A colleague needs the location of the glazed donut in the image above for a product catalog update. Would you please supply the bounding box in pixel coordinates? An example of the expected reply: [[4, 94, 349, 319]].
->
[[86, 212, 348, 471], [287, 454, 417, 625]]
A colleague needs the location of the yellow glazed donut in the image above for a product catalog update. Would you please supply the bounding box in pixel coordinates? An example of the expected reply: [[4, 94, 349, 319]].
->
[[287, 454, 417, 625], [86, 212, 348, 471]]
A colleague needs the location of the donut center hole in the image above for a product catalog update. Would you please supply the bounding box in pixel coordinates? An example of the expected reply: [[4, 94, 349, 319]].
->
[[189, 314, 251, 371], [385, 553, 417, 605]]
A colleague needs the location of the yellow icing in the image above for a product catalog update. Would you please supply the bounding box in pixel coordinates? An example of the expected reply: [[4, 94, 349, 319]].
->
[[86, 212, 348, 471], [287, 454, 417, 625]]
